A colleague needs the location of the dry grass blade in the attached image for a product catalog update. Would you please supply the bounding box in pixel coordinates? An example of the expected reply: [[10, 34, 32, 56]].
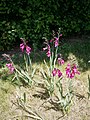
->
[[11, 98, 44, 120]]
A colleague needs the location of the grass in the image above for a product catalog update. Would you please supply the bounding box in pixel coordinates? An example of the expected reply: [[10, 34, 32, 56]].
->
[[0, 37, 90, 119], [0, 80, 15, 120]]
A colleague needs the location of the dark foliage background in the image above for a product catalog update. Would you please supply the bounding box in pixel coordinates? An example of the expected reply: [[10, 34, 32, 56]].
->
[[0, 0, 90, 50]]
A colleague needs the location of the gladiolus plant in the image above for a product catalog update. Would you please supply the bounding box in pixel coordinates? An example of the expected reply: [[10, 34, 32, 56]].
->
[[42, 29, 80, 113], [4, 38, 36, 86]]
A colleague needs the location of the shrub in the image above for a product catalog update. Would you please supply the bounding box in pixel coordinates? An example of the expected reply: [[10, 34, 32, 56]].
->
[[0, 0, 90, 50]]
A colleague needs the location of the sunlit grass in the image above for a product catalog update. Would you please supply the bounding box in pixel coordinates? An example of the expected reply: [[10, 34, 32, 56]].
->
[[0, 37, 90, 119]]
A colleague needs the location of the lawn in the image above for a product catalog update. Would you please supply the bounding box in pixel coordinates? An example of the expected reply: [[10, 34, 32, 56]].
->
[[0, 37, 90, 120]]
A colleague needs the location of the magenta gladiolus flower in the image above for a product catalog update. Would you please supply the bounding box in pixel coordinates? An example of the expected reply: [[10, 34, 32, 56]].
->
[[66, 64, 80, 79], [52, 68, 57, 76], [66, 64, 72, 78], [70, 71, 75, 79], [60, 34, 62, 37], [52, 68, 62, 78], [26, 45, 31, 55], [20, 40, 31, 55], [46, 50, 51, 57], [66, 70, 71, 78], [66, 64, 71, 69], [72, 64, 80, 75], [54, 37, 59, 47], [61, 59, 64, 65], [57, 69, 62, 78], [55, 41, 58, 47], [20, 43, 25, 52], [43, 47, 47, 51], [6, 63, 15, 73], [43, 44, 51, 57], [58, 58, 64, 65]]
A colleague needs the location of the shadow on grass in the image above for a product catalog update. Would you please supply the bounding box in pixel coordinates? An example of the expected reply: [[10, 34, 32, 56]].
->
[[0, 37, 90, 72], [31, 37, 90, 71], [60, 37, 90, 71]]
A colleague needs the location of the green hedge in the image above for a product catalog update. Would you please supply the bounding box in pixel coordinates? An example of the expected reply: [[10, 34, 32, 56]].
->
[[0, 0, 90, 50]]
